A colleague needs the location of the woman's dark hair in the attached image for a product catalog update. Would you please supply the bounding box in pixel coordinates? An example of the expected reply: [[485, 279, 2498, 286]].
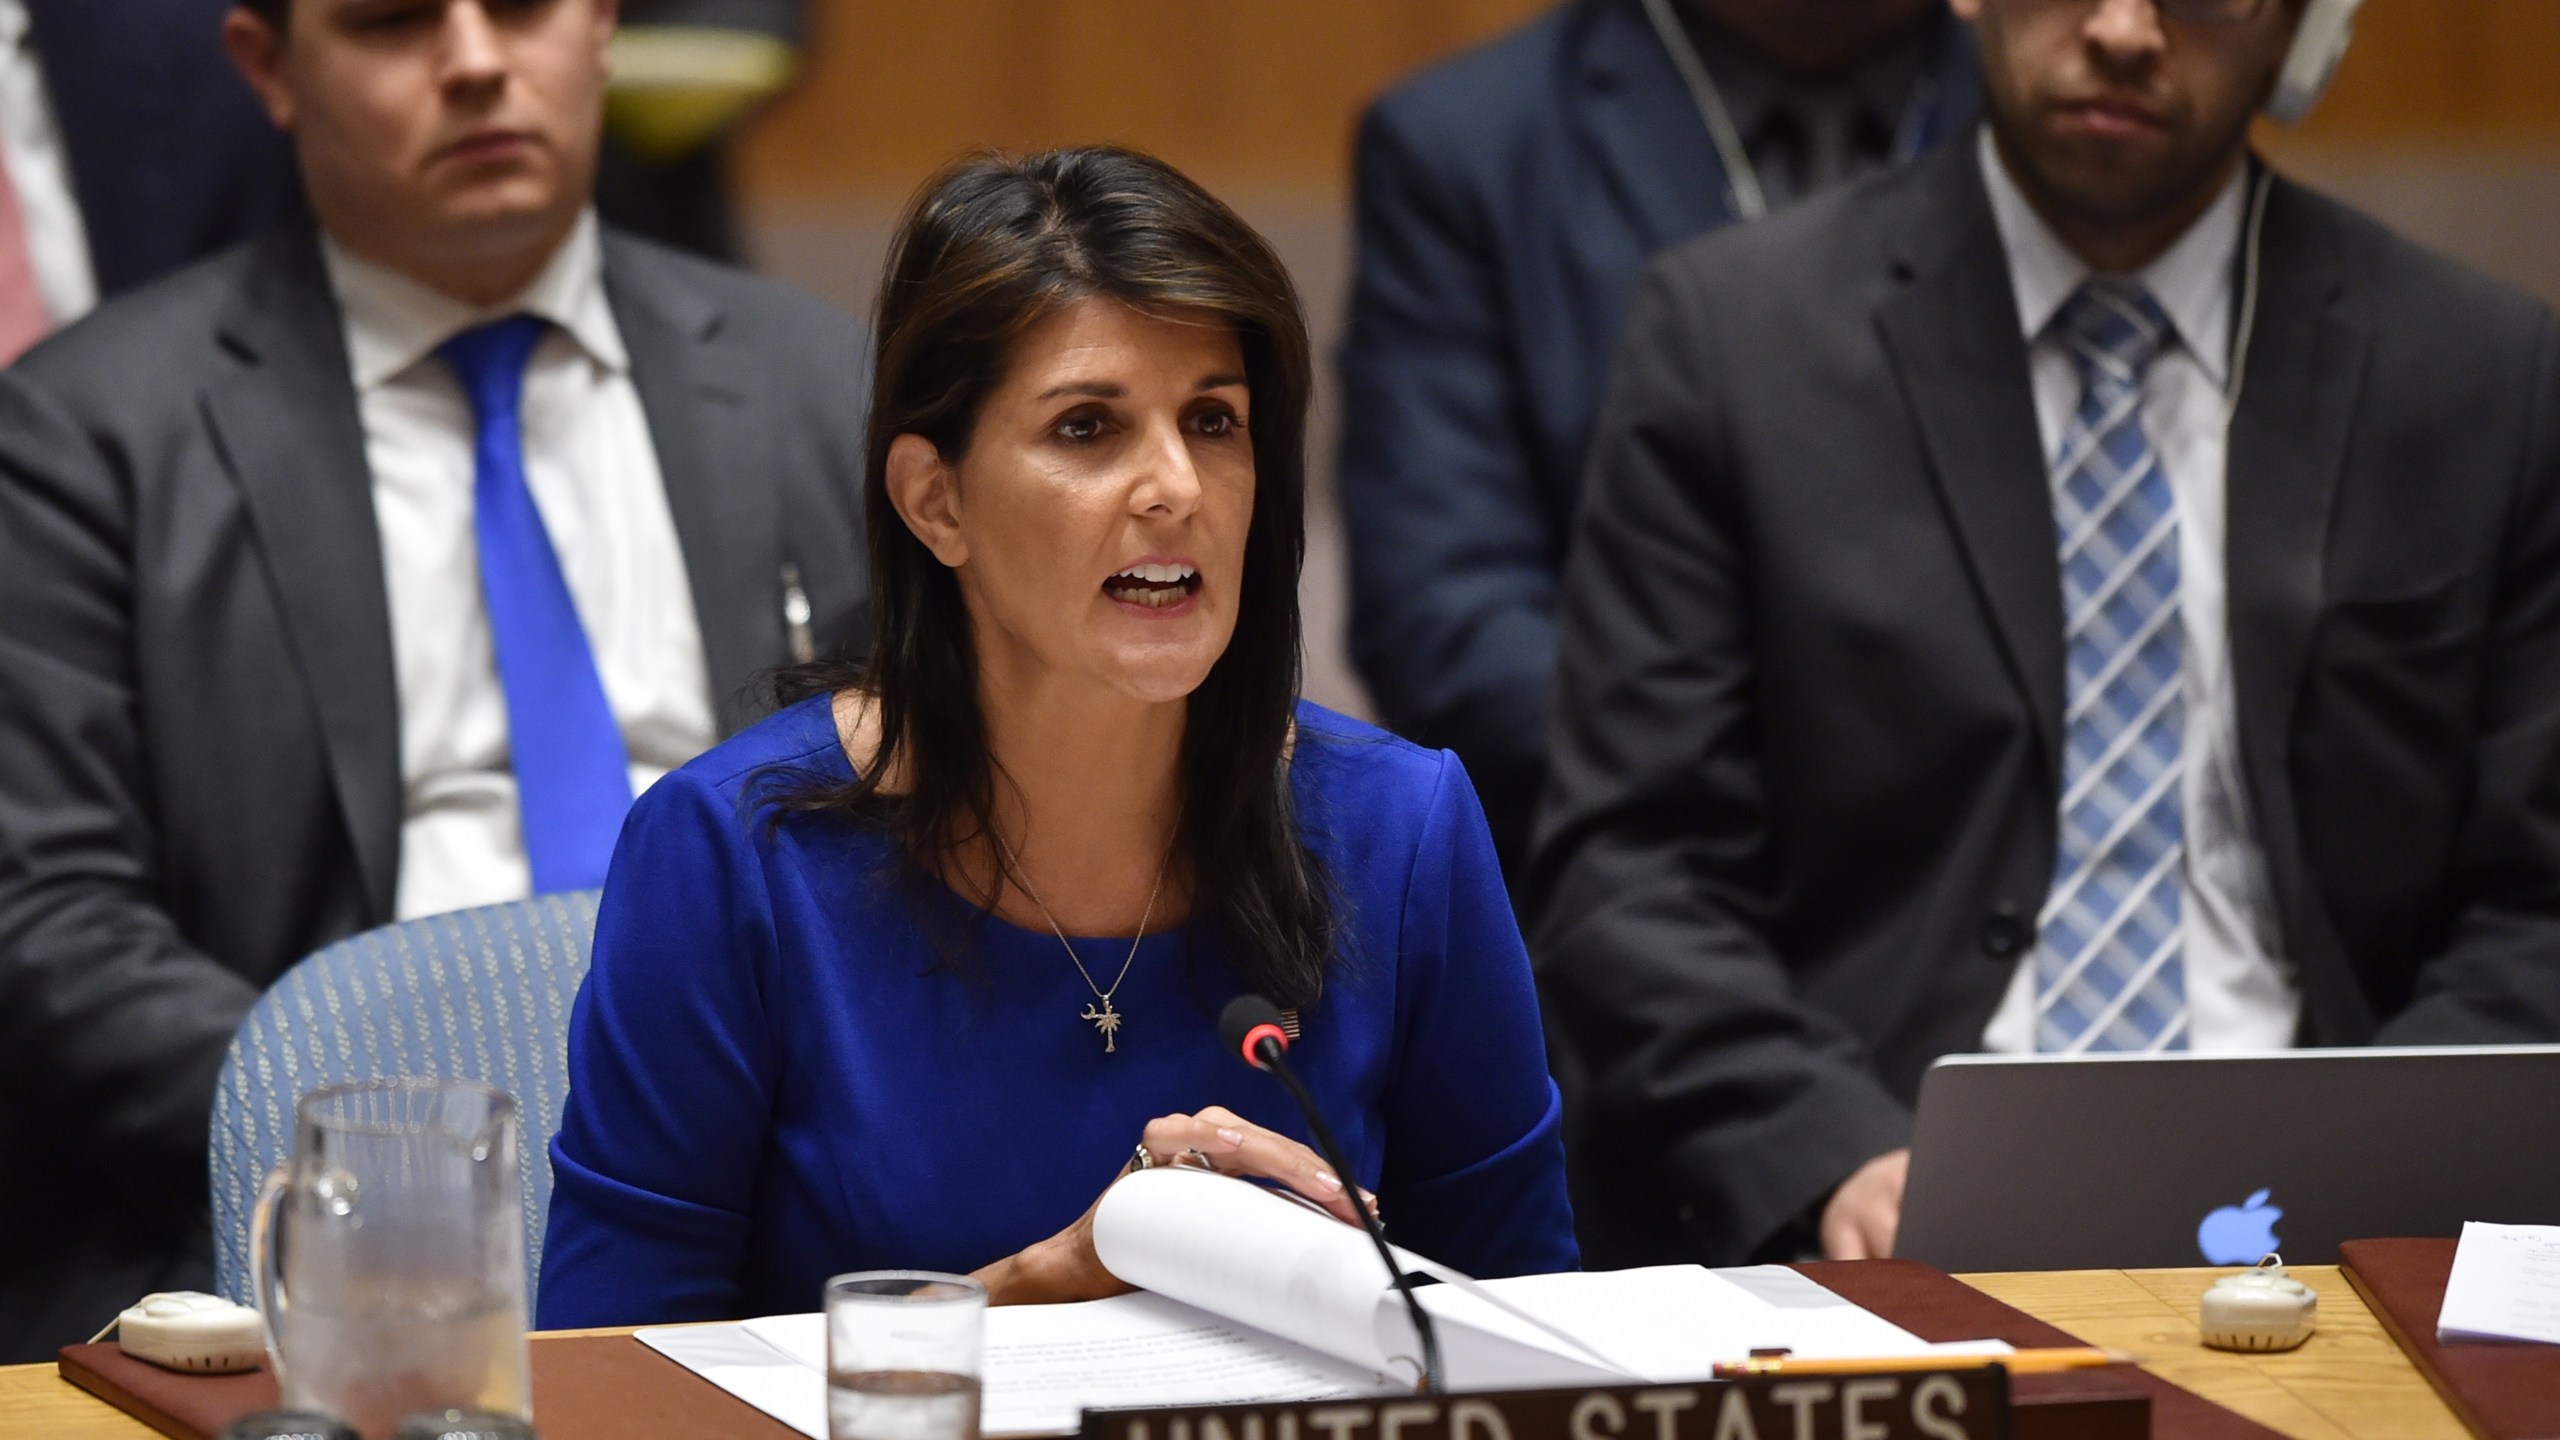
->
[[239, 0, 290, 27], [777, 145, 1331, 1009]]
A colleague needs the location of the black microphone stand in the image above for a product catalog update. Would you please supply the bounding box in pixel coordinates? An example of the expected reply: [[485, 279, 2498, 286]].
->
[[1244, 1031, 1446, 1394]]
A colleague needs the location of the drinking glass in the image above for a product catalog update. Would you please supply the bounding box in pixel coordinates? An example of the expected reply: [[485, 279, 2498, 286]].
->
[[251, 1080, 533, 1440], [825, 1271, 987, 1440]]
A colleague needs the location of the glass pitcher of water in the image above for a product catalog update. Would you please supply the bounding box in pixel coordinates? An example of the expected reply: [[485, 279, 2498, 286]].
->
[[252, 1079, 534, 1440]]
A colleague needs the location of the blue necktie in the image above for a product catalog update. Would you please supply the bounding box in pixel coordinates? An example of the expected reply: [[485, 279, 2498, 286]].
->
[[2035, 279, 2190, 1054], [440, 315, 632, 894]]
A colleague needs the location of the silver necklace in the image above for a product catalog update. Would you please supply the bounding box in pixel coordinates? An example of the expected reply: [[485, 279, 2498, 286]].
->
[[993, 832, 1168, 1054]]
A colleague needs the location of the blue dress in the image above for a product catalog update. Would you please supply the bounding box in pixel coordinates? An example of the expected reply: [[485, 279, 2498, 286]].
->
[[537, 697, 1578, 1326]]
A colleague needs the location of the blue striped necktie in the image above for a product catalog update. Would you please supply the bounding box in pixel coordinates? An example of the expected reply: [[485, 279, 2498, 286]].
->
[[2035, 279, 2190, 1054], [439, 315, 633, 894]]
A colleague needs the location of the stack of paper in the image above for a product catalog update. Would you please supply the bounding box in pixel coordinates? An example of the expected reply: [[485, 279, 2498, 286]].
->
[[640, 1170, 2012, 1438], [2437, 1221, 2560, 1345]]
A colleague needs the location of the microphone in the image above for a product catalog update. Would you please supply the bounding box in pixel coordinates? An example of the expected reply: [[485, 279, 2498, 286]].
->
[[1218, 995, 1445, 1394]]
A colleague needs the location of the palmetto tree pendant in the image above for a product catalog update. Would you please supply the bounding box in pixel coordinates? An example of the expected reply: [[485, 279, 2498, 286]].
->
[[1083, 997, 1124, 1052]]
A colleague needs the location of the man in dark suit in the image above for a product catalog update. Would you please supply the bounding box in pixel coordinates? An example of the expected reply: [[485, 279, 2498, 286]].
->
[[0, 0, 867, 1360], [1337, 0, 1979, 875], [1533, 0, 2560, 1270], [9, 0, 797, 338]]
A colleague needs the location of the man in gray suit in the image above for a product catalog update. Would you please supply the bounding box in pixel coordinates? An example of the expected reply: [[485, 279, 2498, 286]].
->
[[0, 0, 867, 1359], [1535, 0, 2560, 1269]]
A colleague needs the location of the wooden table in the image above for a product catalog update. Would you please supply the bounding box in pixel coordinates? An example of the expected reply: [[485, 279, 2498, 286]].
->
[[0, 1268, 2469, 1440], [1965, 1268, 2464, 1440]]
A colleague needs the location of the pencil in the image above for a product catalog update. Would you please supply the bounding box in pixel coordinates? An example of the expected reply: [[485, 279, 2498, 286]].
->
[[1711, 1346, 2135, 1378]]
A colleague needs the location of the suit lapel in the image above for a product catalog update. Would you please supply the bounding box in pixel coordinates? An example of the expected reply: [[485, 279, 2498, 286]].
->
[[1875, 147, 2066, 769], [2224, 175, 2369, 1037], [202, 227, 402, 921], [1568, 0, 1737, 253], [607, 236, 785, 734]]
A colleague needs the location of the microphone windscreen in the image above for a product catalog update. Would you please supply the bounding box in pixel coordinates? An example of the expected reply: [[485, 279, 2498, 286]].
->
[[1219, 994, 1288, 1063]]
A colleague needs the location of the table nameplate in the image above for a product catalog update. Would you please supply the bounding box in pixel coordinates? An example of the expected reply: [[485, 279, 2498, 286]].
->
[[1080, 1368, 2010, 1440]]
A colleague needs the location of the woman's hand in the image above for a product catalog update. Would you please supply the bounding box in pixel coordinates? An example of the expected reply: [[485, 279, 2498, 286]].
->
[[969, 1105, 1375, 1306]]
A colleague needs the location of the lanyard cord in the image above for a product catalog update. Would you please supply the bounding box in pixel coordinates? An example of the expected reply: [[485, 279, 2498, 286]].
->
[[1635, 0, 1943, 224], [1636, 0, 1767, 220], [2224, 164, 2274, 426]]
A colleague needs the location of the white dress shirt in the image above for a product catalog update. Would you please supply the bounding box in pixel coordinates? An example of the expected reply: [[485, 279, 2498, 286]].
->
[[1974, 129, 2301, 1053], [322, 213, 717, 921], [0, 0, 96, 327]]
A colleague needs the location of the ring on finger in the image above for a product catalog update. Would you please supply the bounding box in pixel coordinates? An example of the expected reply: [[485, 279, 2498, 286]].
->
[[1126, 1142, 1157, 1176], [1173, 1148, 1219, 1172]]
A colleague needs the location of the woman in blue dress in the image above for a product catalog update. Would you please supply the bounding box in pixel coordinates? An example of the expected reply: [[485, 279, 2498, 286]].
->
[[537, 146, 1578, 1326]]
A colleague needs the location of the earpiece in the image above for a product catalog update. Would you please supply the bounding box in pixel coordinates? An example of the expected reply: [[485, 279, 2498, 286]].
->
[[2263, 0, 2363, 125]]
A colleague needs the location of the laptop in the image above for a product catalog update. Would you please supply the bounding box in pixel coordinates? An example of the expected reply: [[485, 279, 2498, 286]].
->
[[1894, 1046, 2560, 1271]]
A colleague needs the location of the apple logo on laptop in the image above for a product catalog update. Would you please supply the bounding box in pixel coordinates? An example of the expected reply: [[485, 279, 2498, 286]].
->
[[2198, 1188, 2283, 1265]]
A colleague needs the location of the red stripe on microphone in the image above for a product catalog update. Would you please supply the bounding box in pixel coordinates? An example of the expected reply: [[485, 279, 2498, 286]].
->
[[1240, 1022, 1289, 1066]]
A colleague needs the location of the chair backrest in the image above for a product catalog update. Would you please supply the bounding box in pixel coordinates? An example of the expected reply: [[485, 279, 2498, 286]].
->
[[210, 892, 600, 1308]]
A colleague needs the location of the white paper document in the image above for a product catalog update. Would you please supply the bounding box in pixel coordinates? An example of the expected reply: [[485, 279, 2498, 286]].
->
[[639, 1322, 832, 1437], [739, 1294, 1385, 1437], [2438, 1221, 2560, 1345], [637, 1170, 2011, 1437], [1412, 1265, 2013, 1382]]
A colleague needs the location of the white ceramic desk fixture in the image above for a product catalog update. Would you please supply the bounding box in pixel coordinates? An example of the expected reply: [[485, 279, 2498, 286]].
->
[[2199, 1255, 2320, 1352], [96, 1290, 266, 1374]]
